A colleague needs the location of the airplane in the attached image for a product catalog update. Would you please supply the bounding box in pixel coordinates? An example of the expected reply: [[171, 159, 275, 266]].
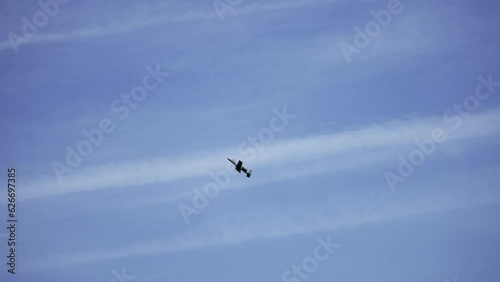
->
[[227, 158, 252, 178]]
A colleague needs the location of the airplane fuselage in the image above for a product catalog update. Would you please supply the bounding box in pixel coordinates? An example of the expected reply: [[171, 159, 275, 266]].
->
[[227, 158, 252, 178]]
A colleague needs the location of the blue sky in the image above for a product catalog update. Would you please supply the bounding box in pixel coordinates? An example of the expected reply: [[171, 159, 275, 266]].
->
[[1, 0, 500, 281]]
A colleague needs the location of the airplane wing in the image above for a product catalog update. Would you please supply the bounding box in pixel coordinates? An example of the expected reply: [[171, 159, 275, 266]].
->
[[227, 158, 236, 165], [236, 160, 243, 172]]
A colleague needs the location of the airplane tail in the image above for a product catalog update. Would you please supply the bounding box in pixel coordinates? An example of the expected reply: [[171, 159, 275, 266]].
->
[[246, 170, 252, 178]]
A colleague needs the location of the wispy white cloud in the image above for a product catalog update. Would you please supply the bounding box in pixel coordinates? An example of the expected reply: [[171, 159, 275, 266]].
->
[[23, 107, 500, 200], [33, 168, 499, 270], [0, 0, 347, 52]]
